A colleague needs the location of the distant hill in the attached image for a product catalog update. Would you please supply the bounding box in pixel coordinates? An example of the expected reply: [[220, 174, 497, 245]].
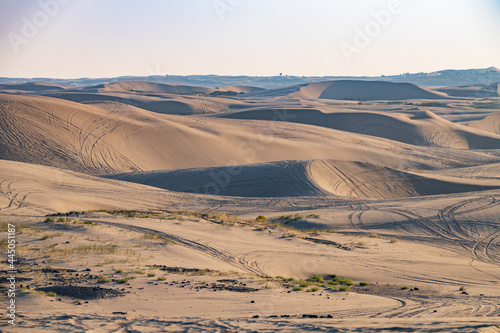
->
[[1, 67, 499, 89]]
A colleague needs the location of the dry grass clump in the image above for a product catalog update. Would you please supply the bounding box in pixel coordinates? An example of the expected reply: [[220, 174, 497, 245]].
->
[[142, 233, 175, 245]]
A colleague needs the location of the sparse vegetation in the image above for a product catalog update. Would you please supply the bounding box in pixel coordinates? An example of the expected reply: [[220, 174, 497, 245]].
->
[[255, 215, 267, 222], [44, 217, 54, 223], [298, 280, 311, 288], [307, 287, 319, 292], [46, 291, 57, 297], [308, 275, 324, 283], [339, 286, 351, 292], [142, 233, 175, 245], [114, 268, 124, 273], [118, 276, 132, 284], [390, 238, 398, 243], [401, 285, 410, 290], [0, 239, 8, 249], [292, 286, 303, 291], [336, 277, 354, 286], [97, 276, 111, 283]]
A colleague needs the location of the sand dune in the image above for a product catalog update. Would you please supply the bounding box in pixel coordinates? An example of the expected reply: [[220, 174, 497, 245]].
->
[[100, 81, 217, 94], [2, 93, 499, 178], [217, 108, 500, 149], [219, 85, 266, 93], [46, 91, 241, 114], [0, 82, 69, 93], [436, 82, 500, 98], [242, 80, 448, 100], [1, 93, 421, 174], [106, 159, 500, 199], [97, 81, 265, 95], [469, 112, 500, 134]]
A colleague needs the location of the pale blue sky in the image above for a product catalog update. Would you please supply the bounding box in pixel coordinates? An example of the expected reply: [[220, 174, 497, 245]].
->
[[1, 0, 499, 78]]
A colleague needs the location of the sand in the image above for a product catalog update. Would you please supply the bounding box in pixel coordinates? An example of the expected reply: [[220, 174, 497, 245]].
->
[[0, 80, 499, 332]]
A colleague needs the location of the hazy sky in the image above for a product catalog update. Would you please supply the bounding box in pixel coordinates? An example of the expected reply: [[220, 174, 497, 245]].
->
[[1, 0, 499, 78]]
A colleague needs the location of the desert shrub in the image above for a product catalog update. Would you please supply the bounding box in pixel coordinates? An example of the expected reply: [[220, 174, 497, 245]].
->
[[73, 299, 82, 304], [390, 238, 397, 243], [339, 286, 350, 292], [114, 268, 124, 273], [307, 214, 320, 218], [46, 291, 57, 297], [57, 217, 65, 223], [307, 287, 319, 292], [369, 233, 380, 238], [292, 286, 303, 291], [337, 278, 354, 286], [118, 277, 131, 284], [308, 275, 324, 283], [459, 286, 465, 291], [255, 215, 267, 222], [359, 281, 369, 286], [298, 280, 311, 287], [44, 217, 54, 223], [401, 286, 410, 290], [97, 276, 111, 283], [157, 277, 167, 281], [147, 273, 155, 277]]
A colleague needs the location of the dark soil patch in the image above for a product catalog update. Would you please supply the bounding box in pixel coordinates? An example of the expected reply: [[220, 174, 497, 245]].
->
[[351, 284, 438, 296], [152, 265, 213, 274], [37, 285, 123, 300], [40, 268, 77, 274]]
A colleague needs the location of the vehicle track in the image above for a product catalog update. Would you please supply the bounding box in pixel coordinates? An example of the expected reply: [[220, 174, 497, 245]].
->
[[372, 295, 500, 318], [90, 219, 267, 276]]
